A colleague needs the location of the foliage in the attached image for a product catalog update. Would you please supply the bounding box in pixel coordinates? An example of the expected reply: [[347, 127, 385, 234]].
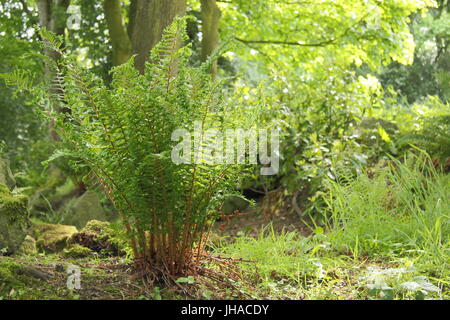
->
[[9, 19, 258, 277], [398, 97, 450, 160], [0, 1, 46, 169], [361, 267, 441, 300], [0, 0, 449, 300], [380, 1, 450, 103], [67, 0, 114, 80], [213, 225, 447, 299], [216, 0, 437, 216], [221, 0, 434, 71]]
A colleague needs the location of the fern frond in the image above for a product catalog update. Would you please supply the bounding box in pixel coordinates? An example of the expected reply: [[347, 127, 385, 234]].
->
[[0, 69, 36, 92]]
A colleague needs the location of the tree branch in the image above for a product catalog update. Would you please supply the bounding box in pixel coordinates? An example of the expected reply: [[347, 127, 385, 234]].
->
[[234, 10, 373, 48], [234, 36, 336, 47]]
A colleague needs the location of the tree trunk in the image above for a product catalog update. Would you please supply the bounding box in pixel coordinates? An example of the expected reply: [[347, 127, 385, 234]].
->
[[200, 0, 221, 78], [104, 0, 132, 66], [130, 0, 186, 74], [37, 0, 71, 140], [104, 0, 186, 73], [37, 0, 71, 82]]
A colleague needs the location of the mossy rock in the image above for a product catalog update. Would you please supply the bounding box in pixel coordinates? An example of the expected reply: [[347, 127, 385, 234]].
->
[[33, 223, 78, 253], [16, 235, 37, 256], [0, 184, 30, 255], [0, 157, 15, 190], [68, 220, 127, 257], [60, 191, 107, 229], [82, 220, 111, 234], [63, 244, 93, 258], [0, 259, 29, 297]]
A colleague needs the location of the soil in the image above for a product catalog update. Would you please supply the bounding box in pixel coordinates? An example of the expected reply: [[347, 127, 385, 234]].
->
[[214, 209, 312, 238]]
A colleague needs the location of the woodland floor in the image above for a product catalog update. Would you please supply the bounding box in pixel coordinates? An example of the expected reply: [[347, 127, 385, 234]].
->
[[1, 208, 312, 300], [1, 203, 447, 300]]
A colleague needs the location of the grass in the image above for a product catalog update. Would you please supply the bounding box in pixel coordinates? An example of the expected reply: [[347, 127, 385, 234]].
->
[[212, 152, 449, 300], [324, 153, 449, 272]]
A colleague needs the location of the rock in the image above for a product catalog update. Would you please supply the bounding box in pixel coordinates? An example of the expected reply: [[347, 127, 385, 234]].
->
[[68, 220, 126, 256], [0, 184, 30, 255], [222, 195, 251, 215], [16, 235, 37, 256], [63, 244, 93, 258], [0, 157, 15, 190], [33, 223, 78, 253], [60, 190, 107, 229]]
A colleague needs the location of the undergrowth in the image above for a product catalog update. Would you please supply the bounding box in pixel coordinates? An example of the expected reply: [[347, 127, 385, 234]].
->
[[213, 152, 449, 300]]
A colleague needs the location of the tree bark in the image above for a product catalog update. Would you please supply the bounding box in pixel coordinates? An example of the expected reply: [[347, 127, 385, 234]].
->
[[37, 0, 71, 80], [37, 0, 71, 141], [200, 0, 221, 78], [104, 0, 186, 73], [104, 0, 132, 66], [130, 0, 186, 74]]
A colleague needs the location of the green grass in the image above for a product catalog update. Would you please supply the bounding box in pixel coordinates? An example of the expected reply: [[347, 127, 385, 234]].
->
[[324, 153, 449, 272], [213, 152, 449, 300]]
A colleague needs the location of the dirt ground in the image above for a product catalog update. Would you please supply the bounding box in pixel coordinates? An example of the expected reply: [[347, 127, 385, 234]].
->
[[214, 209, 312, 238]]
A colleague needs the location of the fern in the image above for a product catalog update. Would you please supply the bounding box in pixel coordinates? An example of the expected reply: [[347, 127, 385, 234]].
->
[[0, 69, 36, 92], [12, 18, 257, 278]]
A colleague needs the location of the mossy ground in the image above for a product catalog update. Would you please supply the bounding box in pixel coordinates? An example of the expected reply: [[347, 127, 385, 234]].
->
[[0, 254, 157, 300]]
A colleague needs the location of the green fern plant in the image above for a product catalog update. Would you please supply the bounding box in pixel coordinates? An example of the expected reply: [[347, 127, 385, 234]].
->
[[6, 19, 257, 279]]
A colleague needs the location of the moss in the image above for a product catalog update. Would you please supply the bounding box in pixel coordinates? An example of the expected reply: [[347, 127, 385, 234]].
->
[[0, 185, 29, 222], [63, 244, 93, 258], [0, 184, 10, 195], [16, 235, 37, 256], [0, 259, 18, 285], [68, 220, 128, 257], [33, 223, 78, 253], [0, 257, 67, 300], [0, 184, 30, 254], [83, 220, 111, 235]]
